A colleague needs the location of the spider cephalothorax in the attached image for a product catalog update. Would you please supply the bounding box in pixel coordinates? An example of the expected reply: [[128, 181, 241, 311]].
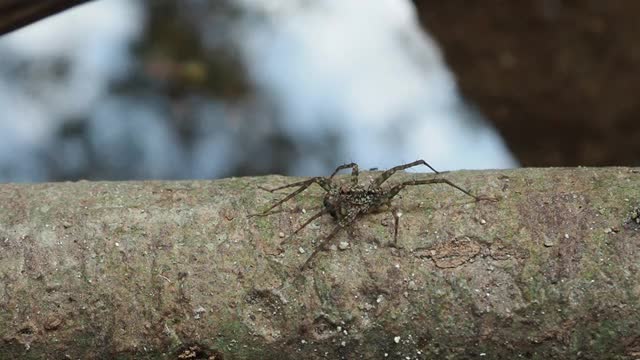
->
[[252, 160, 485, 270], [323, 185, 386, 226]]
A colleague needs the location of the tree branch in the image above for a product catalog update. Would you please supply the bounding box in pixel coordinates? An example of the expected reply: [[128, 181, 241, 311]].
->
[[0, 168, 639, 358], [0, 0, 92, 36]]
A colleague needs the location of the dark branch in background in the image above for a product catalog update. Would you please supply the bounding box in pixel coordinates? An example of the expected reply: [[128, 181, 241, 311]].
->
[[0, 0, 93, 36]]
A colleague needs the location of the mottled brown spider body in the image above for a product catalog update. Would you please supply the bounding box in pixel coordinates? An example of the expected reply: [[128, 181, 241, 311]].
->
[[323, 185, 386, 226], [252, 160, 482, 270]]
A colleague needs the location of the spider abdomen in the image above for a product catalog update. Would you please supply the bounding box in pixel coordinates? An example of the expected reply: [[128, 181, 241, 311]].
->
[[323, 187, 386, 226]]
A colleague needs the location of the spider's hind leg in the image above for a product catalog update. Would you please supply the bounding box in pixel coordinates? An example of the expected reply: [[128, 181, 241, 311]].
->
[[250, 177, 332, 217], [291, 209, 328, 236], [258, 176, 332, 193], [301, 225, 343, 270], [277, 208, 330, 249]]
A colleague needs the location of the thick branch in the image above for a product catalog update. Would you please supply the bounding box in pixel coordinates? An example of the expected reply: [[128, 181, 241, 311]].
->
[[0, 168, 639, 359], [0, 0, 92, 36]]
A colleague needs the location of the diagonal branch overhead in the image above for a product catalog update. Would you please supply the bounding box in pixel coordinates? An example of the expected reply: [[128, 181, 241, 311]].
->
[[0, 168, 639, 359], [0, 0, 92, 36]]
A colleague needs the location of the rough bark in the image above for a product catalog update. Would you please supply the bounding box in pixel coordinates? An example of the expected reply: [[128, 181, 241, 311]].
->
[[0, 168, 639, 359]]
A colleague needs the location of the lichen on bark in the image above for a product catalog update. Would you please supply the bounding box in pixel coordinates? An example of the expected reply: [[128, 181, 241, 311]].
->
[[0, 168, 639, 359]]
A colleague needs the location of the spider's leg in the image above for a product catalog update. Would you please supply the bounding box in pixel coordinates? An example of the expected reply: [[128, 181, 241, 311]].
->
[[278, 209, 329, 247], [259, 177, 331, 192], [292, 209, 328, 235], [251, 177, 331, 216], [301, 225, 344, 270], [390, 207, 403, 248], [386, 178, 479, 201], [373, 160, 440, 187], [329, 162, 359, 186], [279, 209, 329, 246]]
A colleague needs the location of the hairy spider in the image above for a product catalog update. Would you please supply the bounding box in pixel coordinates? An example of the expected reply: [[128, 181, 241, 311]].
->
[[252, 160, 483, 270]]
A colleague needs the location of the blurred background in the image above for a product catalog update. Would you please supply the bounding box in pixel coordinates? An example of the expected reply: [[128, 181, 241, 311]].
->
[[0, 0, 637, 183]]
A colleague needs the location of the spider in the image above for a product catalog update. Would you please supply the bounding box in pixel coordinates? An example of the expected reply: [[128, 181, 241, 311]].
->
[[252, 160, 485, 270]]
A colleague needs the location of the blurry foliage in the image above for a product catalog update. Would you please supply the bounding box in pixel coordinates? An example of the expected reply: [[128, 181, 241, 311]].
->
[[134, 0, 249, 100]]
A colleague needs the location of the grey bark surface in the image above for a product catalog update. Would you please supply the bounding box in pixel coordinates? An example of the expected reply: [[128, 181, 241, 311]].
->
[[0, 168, 639, 359]]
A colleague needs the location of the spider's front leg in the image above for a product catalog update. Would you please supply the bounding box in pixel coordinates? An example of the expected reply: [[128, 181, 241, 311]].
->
[[373, 159, 440, 187], [386, 178, 479, 201], [383, 178, 479, 248], [329, 162, 359, 186]]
